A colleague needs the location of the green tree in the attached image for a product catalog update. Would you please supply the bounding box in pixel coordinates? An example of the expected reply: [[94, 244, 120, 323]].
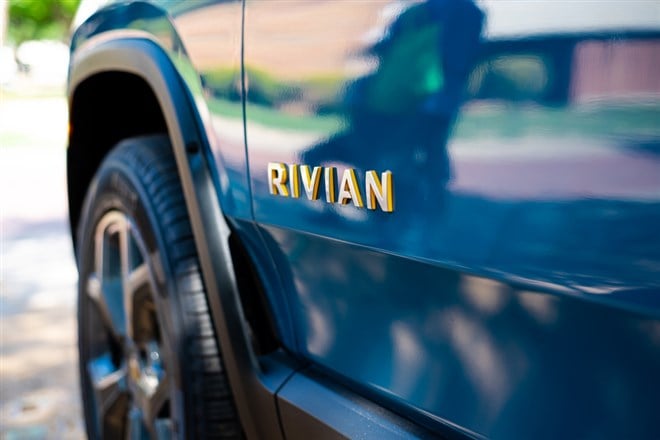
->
[[8, 0, 81, 44]]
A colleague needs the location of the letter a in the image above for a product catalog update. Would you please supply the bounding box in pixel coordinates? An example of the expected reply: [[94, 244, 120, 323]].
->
[[337, 168, 364, 208]]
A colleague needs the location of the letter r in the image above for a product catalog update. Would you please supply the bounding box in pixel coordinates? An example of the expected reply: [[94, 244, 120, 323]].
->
[[268, 162, 289, 196]]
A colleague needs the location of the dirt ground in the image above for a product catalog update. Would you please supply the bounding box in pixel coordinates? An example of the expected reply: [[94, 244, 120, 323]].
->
[[1, 94, 85, 439]]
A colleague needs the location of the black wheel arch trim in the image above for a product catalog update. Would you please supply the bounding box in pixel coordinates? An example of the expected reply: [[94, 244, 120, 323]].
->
[[67, 36, 292, 440]]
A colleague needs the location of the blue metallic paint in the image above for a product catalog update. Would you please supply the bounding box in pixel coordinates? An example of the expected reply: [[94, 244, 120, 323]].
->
[[243, 0, 660, 437]]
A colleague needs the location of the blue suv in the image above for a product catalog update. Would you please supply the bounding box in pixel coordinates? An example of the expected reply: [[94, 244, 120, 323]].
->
[[67, 1, 660, 438]]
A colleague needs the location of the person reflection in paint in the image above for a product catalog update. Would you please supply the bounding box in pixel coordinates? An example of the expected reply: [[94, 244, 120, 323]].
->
[[302, 0, 484, 216]]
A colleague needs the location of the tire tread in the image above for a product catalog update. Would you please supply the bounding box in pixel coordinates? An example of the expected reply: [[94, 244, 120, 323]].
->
[[108, 135, 242, 439]]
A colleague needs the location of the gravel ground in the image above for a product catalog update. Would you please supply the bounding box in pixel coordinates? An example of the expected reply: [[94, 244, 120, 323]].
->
[[1, 93, 85, 439]]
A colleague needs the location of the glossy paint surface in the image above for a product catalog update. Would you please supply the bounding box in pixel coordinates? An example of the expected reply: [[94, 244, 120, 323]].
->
[[243, 0, 660, 437]]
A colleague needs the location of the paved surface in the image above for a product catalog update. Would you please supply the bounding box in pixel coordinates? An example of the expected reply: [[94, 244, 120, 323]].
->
[[1, 95, 85, 439]]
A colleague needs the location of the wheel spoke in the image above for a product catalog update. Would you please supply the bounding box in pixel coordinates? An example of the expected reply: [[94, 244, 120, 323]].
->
[[87, 354, 127, 413], [120, 220, 134, 340], [146, 373, 169, 425], [87, 354, 130, 438], [127, 262, 150, 298], [86, 273, 124, 340], [127, 365, 170, 437], [123, 221, 153, 340], [130, 345, 168, 426], [92, 213, 129, 338]]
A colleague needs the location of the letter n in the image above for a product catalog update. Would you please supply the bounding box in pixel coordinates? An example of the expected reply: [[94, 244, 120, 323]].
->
[[365, 170, 393, 212]]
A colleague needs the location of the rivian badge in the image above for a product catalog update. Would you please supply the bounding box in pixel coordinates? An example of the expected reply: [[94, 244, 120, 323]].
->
[[268, 162, 394, 213]]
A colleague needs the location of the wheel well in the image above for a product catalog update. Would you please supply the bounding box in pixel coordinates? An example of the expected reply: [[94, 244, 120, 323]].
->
[[67, 69, 281, 356], [67, 71, 168, 246]]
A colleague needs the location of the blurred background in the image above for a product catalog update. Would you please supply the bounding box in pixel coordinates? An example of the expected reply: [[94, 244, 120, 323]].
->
[[1, 0, 85, 438]]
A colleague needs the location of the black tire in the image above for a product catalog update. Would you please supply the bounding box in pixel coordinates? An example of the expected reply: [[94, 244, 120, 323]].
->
[[76, 135, 242, 439]]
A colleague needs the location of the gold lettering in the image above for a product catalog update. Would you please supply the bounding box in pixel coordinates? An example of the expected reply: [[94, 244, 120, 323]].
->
[[301, 165, 322, 200], [365, 170, 393, 212], [268, 162, 289, 196], [325, 167, 336, 203], [289, 164, 300, 198], [269, 163, 394, 213], [338, 168, 364, 208]]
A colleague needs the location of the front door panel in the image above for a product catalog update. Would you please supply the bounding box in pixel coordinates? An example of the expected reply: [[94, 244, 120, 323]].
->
[[244, 1, 660, 437]]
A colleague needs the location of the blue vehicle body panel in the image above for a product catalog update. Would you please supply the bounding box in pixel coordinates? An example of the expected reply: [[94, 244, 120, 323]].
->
[[242, 0, 660, 437], [69, 0, 660, 437]]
